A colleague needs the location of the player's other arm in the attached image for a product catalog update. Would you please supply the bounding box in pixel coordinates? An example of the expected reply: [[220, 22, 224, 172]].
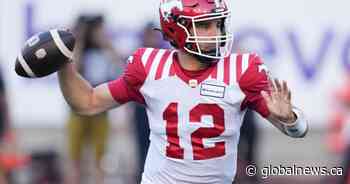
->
[[262, 79, 309, 138], [239, 54, 308, 138], [57, 63, 118, 115]]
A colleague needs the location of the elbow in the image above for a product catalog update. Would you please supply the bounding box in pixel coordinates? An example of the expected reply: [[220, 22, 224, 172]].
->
[[73, 108, 99, 116], [71, 105, 99, 116], [69, 97, 101, 116]]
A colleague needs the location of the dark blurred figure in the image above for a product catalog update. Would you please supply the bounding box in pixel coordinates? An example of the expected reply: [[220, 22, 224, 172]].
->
[[234, 109, 259, 184], [342, 148, 350, 184], [66, 14, 120, 184], [0, 64, 29, 184], [232, 47, 260, 184], [0, 65, 9, 184], [134, 22, 164, 183], [30, 151, 62, 184]]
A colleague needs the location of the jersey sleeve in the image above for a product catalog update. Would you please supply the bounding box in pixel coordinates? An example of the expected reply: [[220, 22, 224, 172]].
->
[[107, 48, 147, 105], [239, 54, 271, 118]]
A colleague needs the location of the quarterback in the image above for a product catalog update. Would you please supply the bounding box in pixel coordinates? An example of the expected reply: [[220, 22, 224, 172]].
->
[[57, 0, 308, 183]]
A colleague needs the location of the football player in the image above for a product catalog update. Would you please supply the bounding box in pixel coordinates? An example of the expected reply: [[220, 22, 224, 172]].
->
[[57, 0, 308, 183]]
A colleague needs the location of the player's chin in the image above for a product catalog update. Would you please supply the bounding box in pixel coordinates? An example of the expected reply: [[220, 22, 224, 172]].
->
[[201, 48, 217, 55], [199, 43, 217, 52]]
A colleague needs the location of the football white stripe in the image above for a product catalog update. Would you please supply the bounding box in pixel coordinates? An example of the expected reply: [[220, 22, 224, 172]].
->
[[141, 48, 154, 66], [229, 54, 237, 85], [161, 50, 175, 79], [18, 52, 36, 78], [148, 49, 166, 80], [49, 29, 73, 59], [242, 53, 250, 74]]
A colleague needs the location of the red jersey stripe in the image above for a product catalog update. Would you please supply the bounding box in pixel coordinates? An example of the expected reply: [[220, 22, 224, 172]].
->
[[155, 50, 172, 80], [236, 54, 242, 82], [210, 63, 218, 79], [169, 62, 176, 76]]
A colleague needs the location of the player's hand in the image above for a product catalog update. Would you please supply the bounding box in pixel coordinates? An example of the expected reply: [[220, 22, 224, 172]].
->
[[261, 79, 296, 124]]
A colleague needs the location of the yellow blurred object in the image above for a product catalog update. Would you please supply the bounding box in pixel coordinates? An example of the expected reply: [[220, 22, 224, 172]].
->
[[67, 112, 110, 162]]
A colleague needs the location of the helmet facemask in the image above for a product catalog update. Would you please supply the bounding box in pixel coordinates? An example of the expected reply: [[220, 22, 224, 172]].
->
[[177, 10, 233, 61]]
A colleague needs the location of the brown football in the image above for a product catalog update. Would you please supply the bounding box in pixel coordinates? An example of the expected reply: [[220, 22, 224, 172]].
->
[[15, 29, 75, 78]]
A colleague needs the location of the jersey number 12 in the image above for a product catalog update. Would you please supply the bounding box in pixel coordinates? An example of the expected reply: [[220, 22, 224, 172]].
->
[[163, 102, 226, 160]]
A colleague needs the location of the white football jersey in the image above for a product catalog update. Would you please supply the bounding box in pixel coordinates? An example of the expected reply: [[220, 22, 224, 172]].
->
[[108, 48, 271, 184]]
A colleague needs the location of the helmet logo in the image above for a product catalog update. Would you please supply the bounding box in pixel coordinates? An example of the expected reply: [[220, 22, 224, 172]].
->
[[160, 0, 183, 22], [213, 0, 225, 12], [214, 0, 221, 7]]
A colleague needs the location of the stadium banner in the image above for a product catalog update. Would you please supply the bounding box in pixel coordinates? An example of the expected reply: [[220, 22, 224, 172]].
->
[[0, 0, 348, 127]]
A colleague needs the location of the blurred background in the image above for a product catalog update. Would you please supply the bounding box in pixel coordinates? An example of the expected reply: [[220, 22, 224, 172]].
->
[[0, 0, 350, 183]]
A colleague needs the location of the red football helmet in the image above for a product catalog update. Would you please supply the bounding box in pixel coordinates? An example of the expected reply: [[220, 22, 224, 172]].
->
[[159, 0, 233, 61]]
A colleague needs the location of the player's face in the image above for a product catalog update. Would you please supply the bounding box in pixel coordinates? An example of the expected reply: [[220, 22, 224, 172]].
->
[[190, 19, 224, 51]]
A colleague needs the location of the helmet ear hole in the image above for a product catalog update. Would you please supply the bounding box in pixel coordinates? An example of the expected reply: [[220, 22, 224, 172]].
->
[[185, 43, 191, 49], [168, 27, 175, 34], [170, 41, 178, 48], [178, 18, 188, 26], [185, 43, 196, 51]]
